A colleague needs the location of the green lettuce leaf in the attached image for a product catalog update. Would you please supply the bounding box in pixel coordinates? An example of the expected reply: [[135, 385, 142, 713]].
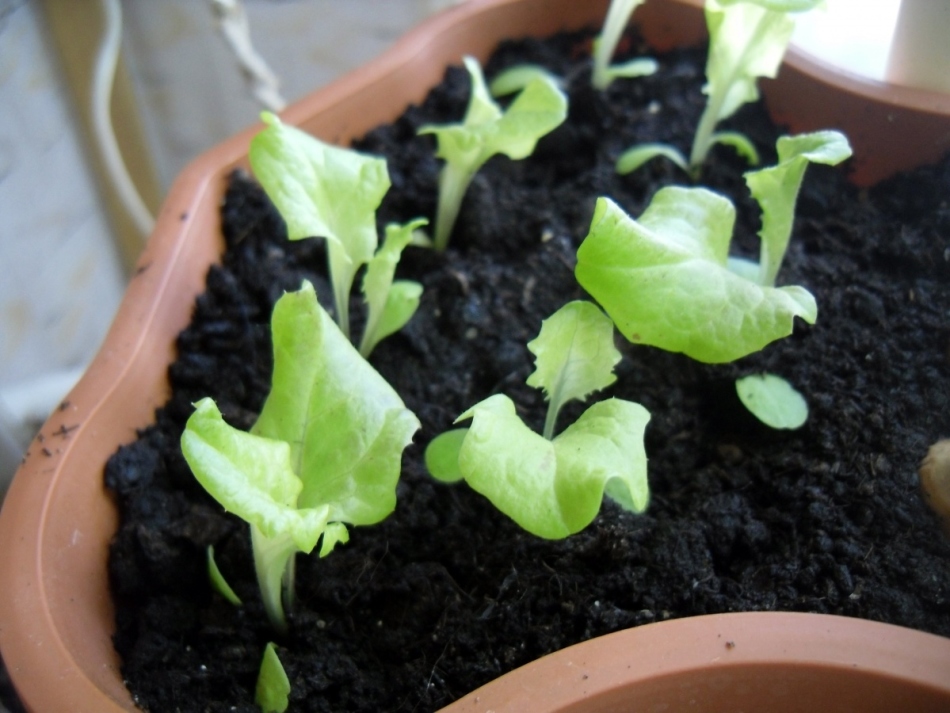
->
[[249, 112, 390, 336], [575, 192, 817, 363], [454, 394, 650, 539]]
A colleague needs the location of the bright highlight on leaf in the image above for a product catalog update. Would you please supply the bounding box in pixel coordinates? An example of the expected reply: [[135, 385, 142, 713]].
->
[[419, 56, 568, 251], [575, 191, 817, 363], [256, 642, 291, 713], [182, 282, 419, 632], [735, 373, 808, 429], [425, 301, 650, 539], [592, 0, 657, 90], [249, 113, 422, 353]]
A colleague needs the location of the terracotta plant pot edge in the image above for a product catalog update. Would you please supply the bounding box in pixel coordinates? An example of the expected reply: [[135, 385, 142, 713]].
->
[[1, 0, 949, 711]]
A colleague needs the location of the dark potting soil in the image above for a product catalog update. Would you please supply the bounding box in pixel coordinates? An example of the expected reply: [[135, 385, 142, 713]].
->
[[105, 27, 950, 713]]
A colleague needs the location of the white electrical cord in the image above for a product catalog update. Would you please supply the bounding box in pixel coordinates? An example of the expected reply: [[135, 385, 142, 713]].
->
[[92, 0, 155, 239], [210, 0, 286, 112]]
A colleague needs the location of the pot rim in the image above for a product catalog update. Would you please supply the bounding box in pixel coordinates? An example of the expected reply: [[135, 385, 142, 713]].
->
[[1, 0, 948, 711]]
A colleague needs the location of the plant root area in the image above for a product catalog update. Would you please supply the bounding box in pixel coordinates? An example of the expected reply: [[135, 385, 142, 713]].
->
[[106, 29, 950, 713]]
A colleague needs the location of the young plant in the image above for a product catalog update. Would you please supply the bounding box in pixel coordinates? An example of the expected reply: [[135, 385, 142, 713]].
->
[[425, 301, 650, 539], [578, 130, 851, 363], [181, 281, 420, 632], [249, 112, 423, 353], [616, 0, 822, 177], [418, 55, 568, 251], [591, 0, 658, 90]]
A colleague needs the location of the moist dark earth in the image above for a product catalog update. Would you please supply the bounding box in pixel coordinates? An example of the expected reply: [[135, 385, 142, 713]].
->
[[98, 28, 950, 713]]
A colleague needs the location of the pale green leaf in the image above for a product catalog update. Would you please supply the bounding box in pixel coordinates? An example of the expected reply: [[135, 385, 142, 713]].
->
[[709, 130, 760, 165], [607, 57, 659, 80], [181, 398, 329, 553], [249, 112, 390, 334], [490, 64, 564, 97], [616, 143, 689, 175], [252, 281, 420, 525], [454, 394, 650, 539], [592, 0, 648, 89], [256, 642, 291, 713], [424, 428, 469, 483], [207, 545, 242, 606], [526, 301, 620, 438], [736, 373, 808, 429], [746, 130, 852, 285], [319, 523, 350, 557], [360, 218, 426, 356], [575, 193, 817, 363]]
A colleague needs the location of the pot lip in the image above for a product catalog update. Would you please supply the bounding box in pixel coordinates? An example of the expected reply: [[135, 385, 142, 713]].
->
[[1, 0, 949, 711], [441, 611, 950, 712]]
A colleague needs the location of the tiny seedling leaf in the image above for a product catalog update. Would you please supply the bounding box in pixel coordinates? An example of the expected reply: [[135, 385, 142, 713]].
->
[[689, 0, 821, 168], [256, 642, 291, 713], [207, 545, 242, 606], [575, 192, 817, 363], [592, 0, 654, 90], [735, 373, 808, 429], [616, 143, 689, 175]]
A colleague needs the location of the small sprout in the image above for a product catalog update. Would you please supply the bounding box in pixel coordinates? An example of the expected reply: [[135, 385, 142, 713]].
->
[[615, 0, 821, 177], [419, 56, 568, 251], [920, 439, 950, 530], [582, 131, 850, 363], [359, 218, 427, 356], [739, 130, 852, 286], [592, 0, 658, 90], [249, 112, 423, 352], [425, 301, 650, 539], [182, 282, 419, 632], [489, 65, 564, 97], [735, 373, 808, 429], [207, 545, 242, 606], [616, 143, 690, 175], [256, 642, 290, 713], [689, 0, 822, 171]]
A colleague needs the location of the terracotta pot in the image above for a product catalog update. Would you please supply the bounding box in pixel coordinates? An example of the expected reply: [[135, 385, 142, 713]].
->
[[1, 0, 948, 711]]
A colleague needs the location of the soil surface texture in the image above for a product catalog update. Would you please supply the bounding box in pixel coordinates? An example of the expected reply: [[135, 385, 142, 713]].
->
[[105, 28, 950, 713]]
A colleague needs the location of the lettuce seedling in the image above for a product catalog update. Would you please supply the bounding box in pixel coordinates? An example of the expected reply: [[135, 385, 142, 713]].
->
[[426, 301, 650, 539], [181, 281, 419, 632], [736, 373, 807, 429], [249, 112, 423, 353], [591, 0, 658, 90], [418, 56, 568, 251], [256, 642, 290, 713], [616, 0, 821, 177], [580, 130, 850, 363]]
